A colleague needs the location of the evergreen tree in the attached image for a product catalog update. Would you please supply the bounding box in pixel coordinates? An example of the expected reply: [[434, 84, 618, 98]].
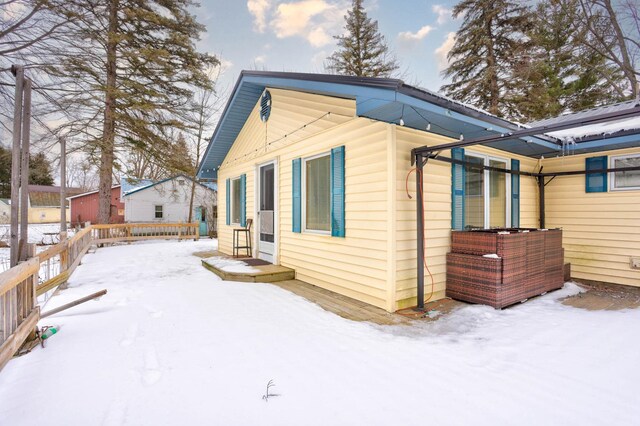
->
[[511, 0, 623, 120], [0, 147, 55, 198], [0, 146, 11, 199], [48, 0, 217, 223], [29, 152, 55, 186], [441, 0, 533, 118], [326, 0, 399, 77]]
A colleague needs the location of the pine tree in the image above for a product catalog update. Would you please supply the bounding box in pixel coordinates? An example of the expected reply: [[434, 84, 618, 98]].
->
[[48, 0, 217, 223], [0, 146, 11, 198], [29, 152, 55, 186], [511, 0, 623, 120], [0, 147, 55, 197], [326, 0, 399, 77], [441, 0, 533, 118]]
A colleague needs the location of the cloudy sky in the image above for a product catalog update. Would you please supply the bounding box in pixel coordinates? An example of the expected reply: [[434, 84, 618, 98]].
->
[[196, 0, 460, 94]]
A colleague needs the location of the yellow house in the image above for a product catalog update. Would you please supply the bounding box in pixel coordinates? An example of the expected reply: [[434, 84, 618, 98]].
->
[[197, 71, 640, 312], [27, 185, 84, 224]]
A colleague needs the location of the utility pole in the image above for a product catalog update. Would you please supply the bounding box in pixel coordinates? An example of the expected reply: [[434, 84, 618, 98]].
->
[[19, 78, 32, 261], [60, 137, 67, 234], [9, 65, 24, 268]]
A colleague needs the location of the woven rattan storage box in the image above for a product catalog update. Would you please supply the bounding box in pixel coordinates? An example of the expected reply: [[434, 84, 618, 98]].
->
[[447, 229, 563, 308]]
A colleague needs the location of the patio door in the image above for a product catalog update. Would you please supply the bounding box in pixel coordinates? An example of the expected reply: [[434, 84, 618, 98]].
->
[[257, 161, 276, 263]]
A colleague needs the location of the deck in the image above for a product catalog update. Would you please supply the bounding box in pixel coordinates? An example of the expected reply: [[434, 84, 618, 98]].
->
[[195, 250, 640, 325]]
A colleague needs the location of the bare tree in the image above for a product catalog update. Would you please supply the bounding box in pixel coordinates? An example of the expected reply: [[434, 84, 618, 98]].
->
[[65, 155, 98, 191], [186, 65, 226, 222], [575, 0, 639, 97]]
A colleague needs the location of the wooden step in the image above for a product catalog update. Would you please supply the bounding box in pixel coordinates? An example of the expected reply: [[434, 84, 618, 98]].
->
[[201, 260, 295, 283]]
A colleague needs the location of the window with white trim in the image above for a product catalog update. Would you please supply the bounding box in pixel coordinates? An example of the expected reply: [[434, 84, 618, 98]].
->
[[610, 154, 640, 190], [464, 152, 510, 229], [154, 205, 163, 219], [303, 153, 331, 233], [230, 177, 241, 224]]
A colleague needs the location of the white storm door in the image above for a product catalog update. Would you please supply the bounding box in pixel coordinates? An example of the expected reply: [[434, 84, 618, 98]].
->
[[257, 162, 276, 262]]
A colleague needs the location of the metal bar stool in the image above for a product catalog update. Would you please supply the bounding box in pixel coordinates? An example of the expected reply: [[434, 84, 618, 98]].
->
[[233, 218, 252, 257]]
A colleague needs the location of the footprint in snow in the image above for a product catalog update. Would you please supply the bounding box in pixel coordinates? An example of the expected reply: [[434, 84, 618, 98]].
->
[[142, 347, 162, 386], [144, 305, 163, 318], [120, 323, 138, 347], [102, 397, 128, 426]]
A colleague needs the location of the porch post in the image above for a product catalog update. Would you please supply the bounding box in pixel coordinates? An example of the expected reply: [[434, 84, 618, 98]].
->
[[416, 153, 424, 310], [538, 175, 545, 228]]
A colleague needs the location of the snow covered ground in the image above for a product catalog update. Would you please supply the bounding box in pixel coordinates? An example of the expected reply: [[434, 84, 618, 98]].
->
[[1, 240, 639, 425], [0, 223, 76, 272]]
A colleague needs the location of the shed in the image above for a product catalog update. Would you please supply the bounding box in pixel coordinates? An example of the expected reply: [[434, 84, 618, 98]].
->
[[69, 185, 124, 226], [197, 71, 640, 312], [123, 175, 217, 235]]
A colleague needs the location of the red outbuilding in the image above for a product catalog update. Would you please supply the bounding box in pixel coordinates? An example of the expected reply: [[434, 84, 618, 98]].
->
[[69, 185, 124, 226]]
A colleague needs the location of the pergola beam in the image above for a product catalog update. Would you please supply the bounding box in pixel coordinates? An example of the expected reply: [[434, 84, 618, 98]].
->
[[412, 104, 640, 157]]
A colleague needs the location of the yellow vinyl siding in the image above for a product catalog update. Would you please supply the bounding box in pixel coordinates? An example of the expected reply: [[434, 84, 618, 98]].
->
[[543, 147, 640, 287], [393, 126, 540, 310], [218, 88, 391, 309]]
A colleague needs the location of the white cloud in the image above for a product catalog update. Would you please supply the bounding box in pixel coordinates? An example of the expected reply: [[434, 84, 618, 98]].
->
[[247, 0, 272, 33], [271, 0, 347, 47], [311, 50, 328, 67], [398, 25, 434, 42], [254, 54, 267, 64], [432, 5, 451, 25], [307, 27, 331, 47], [435, 32, 456, 71]]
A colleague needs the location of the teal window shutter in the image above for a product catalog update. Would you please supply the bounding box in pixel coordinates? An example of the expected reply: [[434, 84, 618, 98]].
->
[[225, 178, 230, 226], [451, 148, 465, 230], [292, 159, 301, 233], [511, 159, 520, 227], [586, 156, 608, 193], [331, 146, 346, 237], [240, 174, 246, 227]]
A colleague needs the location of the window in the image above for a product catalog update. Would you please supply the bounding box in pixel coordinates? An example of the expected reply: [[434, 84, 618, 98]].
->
[[303, 153, 331, 233], [231, 177, 241, 224], [464, 152, 510, 229], [154, 205, 163, 219], [610, 154, 640, 191]]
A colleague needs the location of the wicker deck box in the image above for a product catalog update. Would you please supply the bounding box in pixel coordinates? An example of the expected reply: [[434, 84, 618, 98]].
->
[[447, 229, 564, 308]]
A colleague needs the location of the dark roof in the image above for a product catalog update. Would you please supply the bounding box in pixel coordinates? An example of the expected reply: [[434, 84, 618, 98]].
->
[[68, 185, 121, 200], [529, 99, 640, 128], [28, 186, 84, 207]]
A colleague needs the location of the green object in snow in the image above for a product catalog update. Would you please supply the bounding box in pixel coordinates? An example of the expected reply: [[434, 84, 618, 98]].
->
[[41, 327, 59, 340]]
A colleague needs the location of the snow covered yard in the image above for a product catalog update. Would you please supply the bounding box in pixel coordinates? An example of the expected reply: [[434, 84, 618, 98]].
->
[[0, 223, 76, 272], [1, 240, 639, 425]]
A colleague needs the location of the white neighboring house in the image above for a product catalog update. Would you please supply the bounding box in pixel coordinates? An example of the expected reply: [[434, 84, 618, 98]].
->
[[123, 175, 217, 234]]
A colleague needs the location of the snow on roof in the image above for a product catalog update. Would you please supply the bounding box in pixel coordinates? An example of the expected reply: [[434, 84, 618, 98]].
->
[[120, 177, 155, 197], [530, 99, 640, 141], [545, 116, 640, 140]]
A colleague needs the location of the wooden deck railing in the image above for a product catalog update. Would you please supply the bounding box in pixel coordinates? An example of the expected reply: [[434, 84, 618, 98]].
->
[[0, 222, 200, 372], [0, 258, 40, 371], [91, 222, 199, 243]]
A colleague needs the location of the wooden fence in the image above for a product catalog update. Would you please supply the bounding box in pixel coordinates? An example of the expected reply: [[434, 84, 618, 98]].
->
[[0, 258, 39, 371], [91, 223, 199, 243], [0, 222, 199, 372]]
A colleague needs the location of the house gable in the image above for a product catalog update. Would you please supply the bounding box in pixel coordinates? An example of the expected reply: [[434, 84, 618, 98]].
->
[[222, 88, 356, 170]]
